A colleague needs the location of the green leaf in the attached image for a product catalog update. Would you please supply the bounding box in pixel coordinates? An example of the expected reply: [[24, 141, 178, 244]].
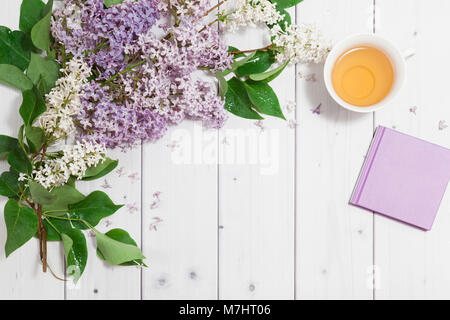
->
[[40, 0, 54, 18], [82, 158, 119, 181], [95, 229, 145, 265], [215, 72, 228, 98], [249, 60, 289, 82], [19, 90, 36, 125], [18, 125, 25, 147], [42, 184, 85, 216], [7, 145, 32, 174], [30, 0, 53, 52], [97, 228, 147, 266], [29, 181, 57, 204], [63, 228, 87, 283], [236, 50, 275, 77], [67, 176, 76, 187], [244, 80, 285, 120], [40, 217, 68, 241], [225, 77, 263, 120], [4, 199, 38, 257], [0, 170, 20, 197], [68, 191, 123, 229], [19, 88, 46, 126], [34, 75, 50, 96], [19, 0, 46, 33], [34, 82, 48, 111], [61, 233, 73, 260], [0, 27, 31, 70], [270, 0, 303, 9], [27, 53, 60, 92], [0, 64, 33, 91], [16, 124, 31, 156], [42, 219, 59, 241], [25, 126, 45, 153], [104, 0, 124, 8], [97, 229, 147, 267], [43, 220, 87, 282], [0, 135, 19, 158], [223, 51, 256, 77]]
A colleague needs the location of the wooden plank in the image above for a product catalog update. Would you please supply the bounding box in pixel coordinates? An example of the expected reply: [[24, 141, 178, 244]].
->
[[0, 0, 65, 299], [374, 0, 450, 299], [66, 148, 142, 300], [218, 8, 296, 299], [141, 122, 218, 299], [296, 0, 374, 299]]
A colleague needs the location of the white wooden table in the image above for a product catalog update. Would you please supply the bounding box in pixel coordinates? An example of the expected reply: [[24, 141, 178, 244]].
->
[[1, 0, 450, 300]]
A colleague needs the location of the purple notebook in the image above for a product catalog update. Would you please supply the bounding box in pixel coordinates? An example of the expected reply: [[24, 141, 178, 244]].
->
[[350, 126, 450, 230]]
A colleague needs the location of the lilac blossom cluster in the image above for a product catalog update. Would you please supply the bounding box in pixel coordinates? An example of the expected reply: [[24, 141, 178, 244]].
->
[[52, 0, 232, 148], [78, 82, 168, 148], [157, 0, 212, 20], [52, 0, 160, 78]]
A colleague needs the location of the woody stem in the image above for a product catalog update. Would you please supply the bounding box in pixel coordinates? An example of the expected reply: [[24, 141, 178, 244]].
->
[[230, 44, 273, 54], [201, 0, 228, 19], [36, 204, 47, 273]]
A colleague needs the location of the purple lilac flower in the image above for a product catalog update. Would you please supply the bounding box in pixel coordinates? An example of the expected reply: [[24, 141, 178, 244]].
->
[[122, 21, 231, 126], [157, 0, 211, 19], [77, 82, 168, 148], [54, 0, 232, 148], [52, 0, 160, 77]]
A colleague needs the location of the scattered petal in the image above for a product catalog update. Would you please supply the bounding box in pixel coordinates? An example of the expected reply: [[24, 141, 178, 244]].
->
[[149, 217, 163, 231], [254, 120, 266, 132], [167, 140, 181, 152], [116, 167, 126, 177], [150, 191, 162, 210], [221, 136, 230, 145], [409, 106, 417, 115], [128, 172, 140, 183], [439, 120, 448, 131], [126, 202, 139, 214], [287, 119, 297, 129], [101, 179, 112, 189], [311, 103, 322, 115], [285, 100, 296, 113], [403, 48, 416, 60], [298, 72, 317, 82]]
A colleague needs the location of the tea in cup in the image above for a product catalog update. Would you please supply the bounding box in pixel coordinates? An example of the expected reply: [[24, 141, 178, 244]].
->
[[324, 34, 405, 113]]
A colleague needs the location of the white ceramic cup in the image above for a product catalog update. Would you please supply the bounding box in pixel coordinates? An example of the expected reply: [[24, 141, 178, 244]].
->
[[323, 34, 406, 113]]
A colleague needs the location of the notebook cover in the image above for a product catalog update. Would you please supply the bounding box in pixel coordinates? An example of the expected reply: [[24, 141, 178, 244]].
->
[[350, 126, 450, 230]]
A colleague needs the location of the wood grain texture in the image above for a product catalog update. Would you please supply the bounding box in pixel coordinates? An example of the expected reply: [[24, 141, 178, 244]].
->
[[374, 0, 450, 299], [141, 122, 218, 299], [296, 0, 374, 299], [218, 8, 295, 299]]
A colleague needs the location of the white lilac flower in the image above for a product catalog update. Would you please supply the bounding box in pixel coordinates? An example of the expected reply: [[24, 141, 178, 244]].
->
[[285, 100, 296, 113], [33, 158, 71, 189], [224, 0, 284, 32], [38, 57, 91, 140], [270, 23, 330, 64], [33, 140, 106, 189]]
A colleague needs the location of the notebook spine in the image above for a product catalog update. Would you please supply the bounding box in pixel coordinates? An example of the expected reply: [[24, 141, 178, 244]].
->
[[350, 126, 386, 205]]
